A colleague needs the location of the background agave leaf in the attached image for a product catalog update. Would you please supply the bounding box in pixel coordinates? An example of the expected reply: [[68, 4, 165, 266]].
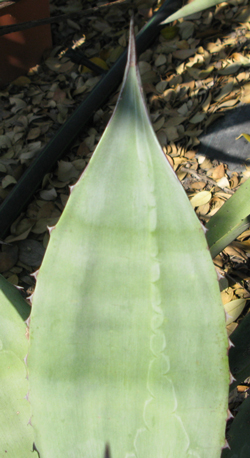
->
[[28, 23, 229, 458], [161, 0, 224, 24], [229, 313, 250, 391], [0, 276, 34, 456], [221, 396, 250, 458], [206, 178, 250, 258]]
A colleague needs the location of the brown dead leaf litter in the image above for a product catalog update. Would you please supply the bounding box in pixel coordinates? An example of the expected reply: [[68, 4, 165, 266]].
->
[[0, 0, 250, 323]]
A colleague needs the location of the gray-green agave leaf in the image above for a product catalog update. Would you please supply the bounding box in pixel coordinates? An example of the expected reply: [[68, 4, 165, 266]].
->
[[28, 22, 229, 458]]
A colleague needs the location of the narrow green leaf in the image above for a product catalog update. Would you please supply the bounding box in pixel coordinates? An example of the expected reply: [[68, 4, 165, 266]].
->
[[161, 0, 224, 24], [0, 276, 34, 456], [206, 178, 250, 258], [28, 22, 229, 458]]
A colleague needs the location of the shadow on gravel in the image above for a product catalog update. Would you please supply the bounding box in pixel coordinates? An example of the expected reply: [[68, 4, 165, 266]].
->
[[198, 104, 250, 172]]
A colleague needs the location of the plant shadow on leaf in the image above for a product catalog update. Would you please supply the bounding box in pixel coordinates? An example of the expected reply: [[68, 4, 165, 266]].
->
[[0, 275, 30, 321]]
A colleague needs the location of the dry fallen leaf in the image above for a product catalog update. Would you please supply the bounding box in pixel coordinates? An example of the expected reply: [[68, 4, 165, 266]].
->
[[190, 190, 212, 208], [208, 164, 225, 181], [224, 298, 246, 325], [236, 133, 250, 142], [221, 287, 234, 305]]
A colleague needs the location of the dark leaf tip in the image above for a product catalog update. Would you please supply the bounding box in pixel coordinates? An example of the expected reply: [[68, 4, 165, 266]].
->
[[127, 16, 136, 68], [104, 443, 111, 458]]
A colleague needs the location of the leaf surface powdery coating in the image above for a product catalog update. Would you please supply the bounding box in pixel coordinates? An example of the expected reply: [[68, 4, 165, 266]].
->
[[28, 23, 229, 458]]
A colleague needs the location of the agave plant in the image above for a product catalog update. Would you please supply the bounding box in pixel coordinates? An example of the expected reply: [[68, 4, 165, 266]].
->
[[0, 17, 231, 458], [1, 1, 250, 457]]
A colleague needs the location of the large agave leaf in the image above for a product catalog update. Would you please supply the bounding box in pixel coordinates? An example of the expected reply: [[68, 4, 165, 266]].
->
[[28, 24, 229, 458], [161, 0, 224, 24], [0, 276, 34, 456]]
